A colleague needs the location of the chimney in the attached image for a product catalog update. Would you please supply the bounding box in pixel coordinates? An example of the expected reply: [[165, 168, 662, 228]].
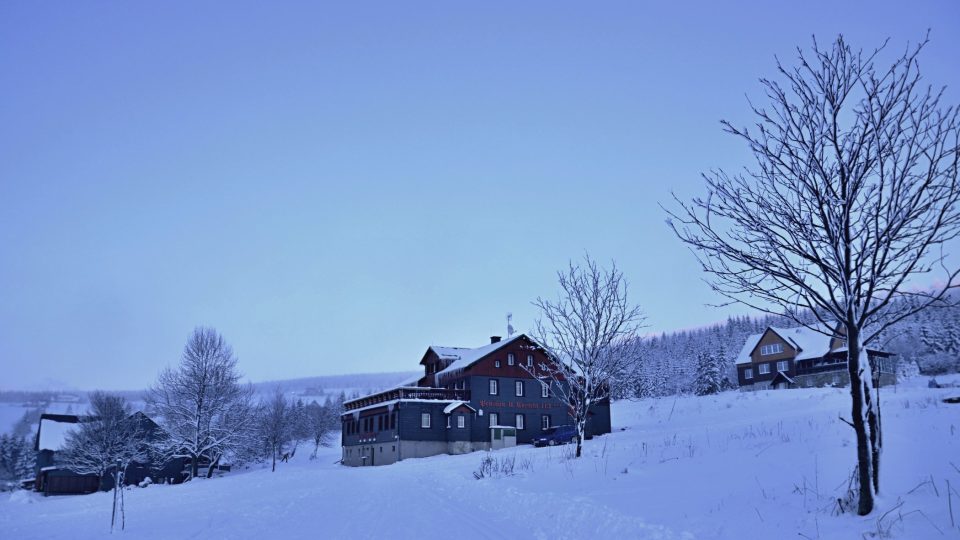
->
[[490, 336, 501, 344]]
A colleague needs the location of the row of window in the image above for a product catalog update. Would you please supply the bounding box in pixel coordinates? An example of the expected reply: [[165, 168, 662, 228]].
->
[[421, 412, 550, 430], [743, 360, 790, 379], [488, 378, 551, 398], [494, 353, 536, 369], [420, 413, 470, 429], [759, 343, 784, 356], [345, 412, 397, 435]]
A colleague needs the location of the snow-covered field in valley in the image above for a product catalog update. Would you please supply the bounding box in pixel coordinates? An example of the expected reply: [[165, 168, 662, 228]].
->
[[2, 378, 959, 540]]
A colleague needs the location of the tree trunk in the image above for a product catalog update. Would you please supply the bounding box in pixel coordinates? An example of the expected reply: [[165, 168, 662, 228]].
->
[[190, 455, 199, 479], [846, 324, 874, 515], [205, 454, 220, 479], [271, 445, 277, 472]]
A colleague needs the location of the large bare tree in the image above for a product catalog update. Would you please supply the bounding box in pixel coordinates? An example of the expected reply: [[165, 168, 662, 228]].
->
[[148, 327, 257, 479], [667, 35, 960, 515], [529, 256, 645, 458]]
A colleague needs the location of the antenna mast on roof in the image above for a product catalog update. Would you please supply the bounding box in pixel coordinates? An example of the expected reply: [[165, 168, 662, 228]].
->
[[506, 313, 515, 337]]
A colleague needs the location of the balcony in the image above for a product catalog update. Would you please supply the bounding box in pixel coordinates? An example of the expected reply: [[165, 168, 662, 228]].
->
[[343, 387, 471, 411]]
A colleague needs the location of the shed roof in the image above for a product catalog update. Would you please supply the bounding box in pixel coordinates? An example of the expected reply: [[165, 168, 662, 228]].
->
[[37, 416, 80, 452], [442, 401, 476, 414]]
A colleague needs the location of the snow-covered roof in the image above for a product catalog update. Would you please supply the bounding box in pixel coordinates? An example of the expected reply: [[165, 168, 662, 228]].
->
[[433, 334, 525, 376], [391, 372, 423, 388], [341, 398, 468, 417], [443, 401, 475, 414], [38, 417, 80, 451], [736, 323, 836, 365], [771, 371, 796, 384]]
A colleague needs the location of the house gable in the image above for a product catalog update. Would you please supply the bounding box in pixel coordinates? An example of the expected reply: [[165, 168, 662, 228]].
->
[[748, 328, 797, 364]]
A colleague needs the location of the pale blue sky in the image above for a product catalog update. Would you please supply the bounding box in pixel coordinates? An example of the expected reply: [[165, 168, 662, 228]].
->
[[2, 1, 958, 390]]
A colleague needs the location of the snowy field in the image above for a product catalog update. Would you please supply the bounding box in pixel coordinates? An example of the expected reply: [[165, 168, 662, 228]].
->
[[2, 378, 959, 540]]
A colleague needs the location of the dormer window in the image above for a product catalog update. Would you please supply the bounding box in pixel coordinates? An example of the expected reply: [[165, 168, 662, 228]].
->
[[760, 343, 783, 356]]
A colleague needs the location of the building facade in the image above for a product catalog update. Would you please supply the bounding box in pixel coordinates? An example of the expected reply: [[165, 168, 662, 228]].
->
[[736, 324, 895, 390], [341, 334, 612, 466]]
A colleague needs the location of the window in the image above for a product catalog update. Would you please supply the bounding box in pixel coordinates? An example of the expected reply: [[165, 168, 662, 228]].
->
[[758, 363, 771, 375], [495, 360, 501, 368], [541, 415, 551, 430], [541, 381, 550, 398], [515, 380, 524, 397], [527, 354, 534, 367], [457, 415, 465, 428], [489, 412, 499, 426], [760, 343, 784, 356], [446, 416, 451, 429], [508, 353, 515, 366], [776, 360, 789, 372], [515, 414, 525, 430], [489, 379, 499, 395], [744, 368, 753, 379], [421, 413, 431, 428]]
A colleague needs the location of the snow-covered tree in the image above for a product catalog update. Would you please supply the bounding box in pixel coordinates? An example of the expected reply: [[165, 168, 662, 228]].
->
[[147, 327, 257, 479], [694, 350, 723, 396], [530, 255, 646, 458], [59, 392, 148, 492], [13, 438, 35, 483], [258, 387, 296, 472], [303, 399, 336, 459], [668, 35, 960, 515]]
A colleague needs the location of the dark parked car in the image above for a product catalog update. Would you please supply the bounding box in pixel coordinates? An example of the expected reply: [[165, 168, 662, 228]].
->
[[532, 425, 578, 447]]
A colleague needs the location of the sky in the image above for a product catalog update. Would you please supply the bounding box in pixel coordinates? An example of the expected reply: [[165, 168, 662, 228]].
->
[[1, 1, 959, 390]]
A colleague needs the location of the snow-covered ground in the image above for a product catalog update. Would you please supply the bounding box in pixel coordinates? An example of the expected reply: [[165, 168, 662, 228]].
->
[[2, 377, 959, 539]]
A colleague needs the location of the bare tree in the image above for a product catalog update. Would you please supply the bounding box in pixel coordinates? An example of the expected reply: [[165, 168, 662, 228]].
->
[[303, 399, 336, 459], [60, 392, 146, 490], [529, 256, 645, 458], [147, 327, 257, 480], [60, 392, 148, 531], [667, 35, 960, 515], [258, 387, 296, 472]]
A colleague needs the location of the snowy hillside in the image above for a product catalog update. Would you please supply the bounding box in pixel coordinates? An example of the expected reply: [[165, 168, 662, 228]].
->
[[2, 378, 958, 539]]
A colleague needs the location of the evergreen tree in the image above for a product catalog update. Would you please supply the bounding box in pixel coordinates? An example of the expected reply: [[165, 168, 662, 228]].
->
[[694, 350, 722, 396]]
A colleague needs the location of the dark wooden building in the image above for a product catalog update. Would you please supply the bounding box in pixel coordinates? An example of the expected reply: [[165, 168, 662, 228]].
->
[[736, 324, 895, 390], [341, 334, 612, 466], [34, 412, 186, 495]]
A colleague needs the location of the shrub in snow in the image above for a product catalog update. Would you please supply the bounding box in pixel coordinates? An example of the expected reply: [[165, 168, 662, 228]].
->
[[138, 477, 152, 488], [473, 453, 516, 479]]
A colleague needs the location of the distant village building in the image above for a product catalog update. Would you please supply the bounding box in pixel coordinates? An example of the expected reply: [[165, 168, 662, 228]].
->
[[341, 334, 612, 466], [736, 324, 895, 390], [33, 412, 185, 495]]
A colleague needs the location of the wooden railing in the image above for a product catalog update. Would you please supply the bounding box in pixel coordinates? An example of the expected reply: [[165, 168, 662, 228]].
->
[[343, 387, 471, 411]]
